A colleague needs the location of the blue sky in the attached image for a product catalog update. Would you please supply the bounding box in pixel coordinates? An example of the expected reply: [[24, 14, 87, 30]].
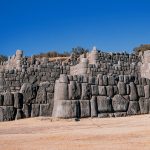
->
[[0, 0, 150, 56]]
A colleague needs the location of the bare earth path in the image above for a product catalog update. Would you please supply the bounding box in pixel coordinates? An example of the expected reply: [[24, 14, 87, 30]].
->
[[0, 115, 150, 150]]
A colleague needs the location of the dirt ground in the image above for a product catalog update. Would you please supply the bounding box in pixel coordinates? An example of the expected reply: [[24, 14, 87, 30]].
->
[[0, 115, 150, 150]]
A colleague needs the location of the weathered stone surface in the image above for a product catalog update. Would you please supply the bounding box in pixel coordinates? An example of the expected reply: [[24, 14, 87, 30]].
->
[[91, 85, 98, 96], [144, 85, 150, 98], [103, 75, 108, 86], [117, 82, 126, 95], [98, 113, 114, 118], [114, 112, 127, 117], [3, 92, 14, 106], [98, 86, 106, 96], [113, 86, 118, 95], [112, 94, 129, 112], [15, 109, 23, 120], [119, 75, 124, 82], [139, 97, 149, 114], [108, 76, 115, 85], [90, 96, 98, 117], [59, 74, 68, 83], [22, 104, 31, 118], [14, 92, 23, 109], [0, 106, 16, 121], [97, 74, 103, 85], [0, 94, 4, 106], [52, 100, 79, 118], [36, 86, 47, 104], [127, 101, 140, 115], [97, 96, 112, 113], [54, 80, 68, 100], [124, 75, 129, 84], [40, 104, 52, 116], [137, 85, 145, 97], [31, 104, 40, 117], [20, 83, 37, 104], [80, 100, 90, 118], [81, 83, 91, 100], [106, 86, 114, 97], [129, 82, 138, 101]]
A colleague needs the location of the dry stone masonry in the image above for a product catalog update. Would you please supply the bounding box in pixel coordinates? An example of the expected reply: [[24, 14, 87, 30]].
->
[[0, 47, 149, 121]]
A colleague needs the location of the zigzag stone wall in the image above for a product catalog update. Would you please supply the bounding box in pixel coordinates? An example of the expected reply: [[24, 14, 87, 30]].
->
[[0, 48, 148, 122]]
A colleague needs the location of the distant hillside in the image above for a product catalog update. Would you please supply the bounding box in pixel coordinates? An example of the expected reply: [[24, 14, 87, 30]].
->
[[134, 44, 150, 54]]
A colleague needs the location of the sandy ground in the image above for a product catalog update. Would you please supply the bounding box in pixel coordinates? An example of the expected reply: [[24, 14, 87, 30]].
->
[[0, 115, 150, 150]]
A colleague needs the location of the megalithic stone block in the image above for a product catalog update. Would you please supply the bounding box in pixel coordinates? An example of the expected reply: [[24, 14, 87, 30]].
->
[[106, 86, 114, 97], [31, 104, 40, 117], [103, 75, 108, 86], [144, 85, 150, 98], [54, 80, 68, 100], [3, 92, 14, 106], [91, 85, 98, 96], [59, 74, 68, 83], [0, 106, 16, 122], [97, 74, 103, 86], [127, 101, 140, 115], [80, 100, 91, 118], [14, 92, 23, 109], [117, 82, 126, 95], [139, 97, 149, 114], [22, 104, 31, 118], [129, 82, 138, 101], [98, 86, 106, 96], [108, 76, 115, 85], [112, 94, 129, 112], [52, 100, 79, 118], [40, 104, 52, 116], [0, 94, 4, 106], [68, 81, 77, 100], [81, 83, 91, 100], [97, 96, 112, 113], [15, 109, 23, 120], [90, 96, 98, 117], [137, 85, 145, 97]]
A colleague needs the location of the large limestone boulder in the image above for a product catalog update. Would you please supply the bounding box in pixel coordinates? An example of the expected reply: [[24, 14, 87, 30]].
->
[[0, 106, 16, 121], [139, 97, 149, 114], [54, 80, 68, 100], [80, 100, 91, 118], [127, 101, 140, 115], [52, 100, 79, 118], [90, 96, 98, 117], [112, 94, 129, 112], [3, 92, 14, 106], [97, 96, 112, 113], [20, 83, 37, 104]]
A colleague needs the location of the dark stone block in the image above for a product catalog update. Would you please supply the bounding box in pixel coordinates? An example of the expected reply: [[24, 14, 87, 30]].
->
[[3, 92, 14, 106], [0, 106, 16, 121], [40, 104, 52, 116], [127, 101, 140, 115], [129, 82, 138, 101], [90, 96, 98, 117], [97, 96, 112, 113], [80, 100, 90, 118], [139, 97, 149, 114], [31, 104, 40, 117], [14, 92, 23, 109], [112, 94, 129, 112], [106, 86, 114, 97], [0, 94, 4, 106]]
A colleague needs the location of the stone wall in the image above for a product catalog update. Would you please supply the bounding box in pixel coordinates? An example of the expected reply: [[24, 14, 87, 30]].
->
[[0, 49, 147, 122], [52, 74, 150, 118]]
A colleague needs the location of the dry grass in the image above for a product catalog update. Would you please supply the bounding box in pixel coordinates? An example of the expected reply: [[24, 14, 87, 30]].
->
[[0, 115, 150, 150]]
